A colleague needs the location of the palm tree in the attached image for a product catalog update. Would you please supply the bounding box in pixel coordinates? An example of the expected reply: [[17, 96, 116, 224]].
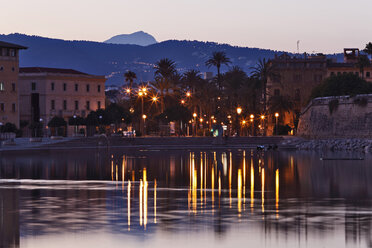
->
[[250, 58, 277, 112], [267, 95, 294, 115], [124, 71, 137, 89], [205, 51, 231, 89], [154, 58, 177, 80], [182, 69, 202, 93]]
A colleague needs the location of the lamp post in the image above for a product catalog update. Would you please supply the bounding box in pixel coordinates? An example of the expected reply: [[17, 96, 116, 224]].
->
[[236, 107, 242, 136], [275, 113, 279, 135], [142, 114, 147, 136], [250, 114, 254, 136], [193, 113, 197, 136], [260, 115, 265, 136]]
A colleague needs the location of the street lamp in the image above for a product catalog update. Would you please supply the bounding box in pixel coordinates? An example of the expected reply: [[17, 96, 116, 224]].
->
[[236, 107, 242, 136], [180, 99, 185, 104], [275, 113, 279, 135], [193, 113, 197, 136], [236, 107, 242, 115], [186, 91, 191, 97], [260, 115, 265, 136]]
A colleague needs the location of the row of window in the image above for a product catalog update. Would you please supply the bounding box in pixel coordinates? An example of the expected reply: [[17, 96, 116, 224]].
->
[[0, 48, 17, 57], [0, 82, 16, 92], [51, 100, 101, 111], [273, 88, 301, 101], [0, 65, 16, 72], [330, 71, 371, 78], [32, 82, 102, 93], [0, 103, 16, 112]]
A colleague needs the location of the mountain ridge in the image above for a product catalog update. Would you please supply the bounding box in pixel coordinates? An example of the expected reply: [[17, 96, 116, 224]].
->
[[0, 33, 343, 85], [104, 31, 157, 46]]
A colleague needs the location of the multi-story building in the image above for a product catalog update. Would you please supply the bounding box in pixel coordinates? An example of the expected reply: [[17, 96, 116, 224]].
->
[[0, 41, 27, 127], [19, 67, 106, 136], [327, 48, 372, 82]]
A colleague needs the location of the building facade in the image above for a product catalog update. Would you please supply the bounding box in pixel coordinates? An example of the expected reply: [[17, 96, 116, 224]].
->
[[0, 41, 27, 127], [19, 67, 106, 136]]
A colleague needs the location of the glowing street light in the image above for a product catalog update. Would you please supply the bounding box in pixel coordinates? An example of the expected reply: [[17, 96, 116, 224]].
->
[[180, 99, 185, 104], [275, 113, 279, 135], [250, 114, 254, 119], [142, 114, 147, 120], [126, 88, 131, 94], [151, 96, 158, 103], [260, 115, 265, 120], [193, 113, 197, 118], [200, 118, 203, 123], [186, 92, 191, 97], [236, 107, 242, 115], [138, 91, 143, 96]]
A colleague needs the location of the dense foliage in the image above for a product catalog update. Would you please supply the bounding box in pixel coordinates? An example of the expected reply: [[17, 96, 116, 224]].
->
[[310, 74, 372, 100]]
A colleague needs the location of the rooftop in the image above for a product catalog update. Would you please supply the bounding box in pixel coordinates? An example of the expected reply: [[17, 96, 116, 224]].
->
[[0, 41, 27, 49], [20, 67, 89, 75]]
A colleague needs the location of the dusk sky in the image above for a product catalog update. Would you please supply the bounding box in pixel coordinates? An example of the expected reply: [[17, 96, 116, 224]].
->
[[2, 0, 372, 53]]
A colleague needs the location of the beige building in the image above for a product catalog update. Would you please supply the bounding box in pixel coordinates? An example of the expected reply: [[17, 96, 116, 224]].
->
[[19, 67, 106, 136], [0, 41, 27, 127]]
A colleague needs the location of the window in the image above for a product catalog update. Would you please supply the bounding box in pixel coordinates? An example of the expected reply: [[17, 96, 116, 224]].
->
[[63, 100, 67, 110], [11, 67, 15, 72], [293, 74, 302, 82], [86, 101, 90, 110], [337, 72, 341, 76], [12, 83, 16, 92], [75, 84, 78, 92], [274, 89, 280, 96], [75, 100, 79, 110], [10, 49, 15, 57], [0, 103, 4, 111], [51, 100, 55, 110], [0, 66, 3, 71], [31, 82, 36, 91], [51, 82, 55, 91], [295, 89, 301, 101], [12, 103, 16, 112], [355, 72, 359, 77], [97, 101, 101, 109], [367, 72, 371, 78], [0, 82, 4, 91], [98, 85, 101, 92], [330, 72, 335, 76], [63, 83, 67, 91], [86, 84, 90, 92]]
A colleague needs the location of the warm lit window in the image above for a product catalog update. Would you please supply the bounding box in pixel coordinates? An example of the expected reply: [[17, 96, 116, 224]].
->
[[0, 82, 4, 91]]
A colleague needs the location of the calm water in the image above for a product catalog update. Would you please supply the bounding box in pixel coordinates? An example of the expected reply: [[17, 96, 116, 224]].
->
[[1, 149, 372, 248]]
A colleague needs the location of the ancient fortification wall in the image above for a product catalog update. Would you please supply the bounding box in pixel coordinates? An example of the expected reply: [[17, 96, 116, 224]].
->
[[297, 94, 372, 138]]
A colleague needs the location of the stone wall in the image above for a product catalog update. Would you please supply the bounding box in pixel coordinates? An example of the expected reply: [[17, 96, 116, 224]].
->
[[297, 94, 372, 138]]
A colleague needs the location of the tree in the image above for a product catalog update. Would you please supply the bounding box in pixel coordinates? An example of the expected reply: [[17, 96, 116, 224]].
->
[[310, 73, 372, 100], [267, 95, 294, 115], [154, 58, 177, 80], [250, 58, 278, 112], [363, 42, 372, 60], [182, 69, 202, 93], [105, 103, 131, 125], [48, 116, 67, 136], [124, 70, 137, 89], [356, 55, 370, 79], [205, 51, 231, 89]]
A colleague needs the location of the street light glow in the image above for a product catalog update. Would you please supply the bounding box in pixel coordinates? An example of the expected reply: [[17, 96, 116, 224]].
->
[[275, 113, 279, 118], [237, 107, 242, 115], [200, 118, 203, 123], [126, 88, 131, 94], [142, 114, 147, 119], [250, 114, 254, 119], [152, 96, 158, 102], [186, 92, 191, 97], [138, 91, 143, 96], [260, 115, 265, 120], [180, 100, 185, 104]]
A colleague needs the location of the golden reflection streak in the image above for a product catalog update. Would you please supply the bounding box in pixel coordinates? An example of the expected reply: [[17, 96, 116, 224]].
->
[[132, 171, 135, 182], [243, 151, 246, 206], [237, 169, 242, 214], [200, 152, 203, 209], [229, 152, 232, 208], [154, 179, 157, 223], [211, 166, 215, 209], [192, 168, 197, 213], [218, 174, 221, 208], [116, 165, 118, 182], [250, 164, 254, 210], [122, 156, 125, 191], [261, 168, 265, 214], [204, 152, 207, 206], [143, 169, 148, 229], [276, 169, 279, 218], [111, 160, 114, 181], [140, 180, 143, 226], [127, 180, 131, 230]]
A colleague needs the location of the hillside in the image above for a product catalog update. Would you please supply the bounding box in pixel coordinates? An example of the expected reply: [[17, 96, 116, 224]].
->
[[104, 31, 157, 46], [0, 33, 342, 86]]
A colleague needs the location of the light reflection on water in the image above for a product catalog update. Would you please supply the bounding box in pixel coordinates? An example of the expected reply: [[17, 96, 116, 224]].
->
[[0, 149, 372, 248]]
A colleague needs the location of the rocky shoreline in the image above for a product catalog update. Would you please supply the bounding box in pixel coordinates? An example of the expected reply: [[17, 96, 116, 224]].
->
[[290, 138, 372, 153]]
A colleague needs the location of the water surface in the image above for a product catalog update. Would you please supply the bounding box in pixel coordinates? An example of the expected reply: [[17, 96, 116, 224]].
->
[[1, 149, 372, 248]]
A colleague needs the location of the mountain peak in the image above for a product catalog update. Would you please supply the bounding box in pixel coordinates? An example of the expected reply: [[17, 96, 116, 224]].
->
[[104, 31, 157, 46]]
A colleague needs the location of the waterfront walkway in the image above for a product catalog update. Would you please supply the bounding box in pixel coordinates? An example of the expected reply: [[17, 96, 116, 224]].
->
[[0, 136, 301, 153]]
